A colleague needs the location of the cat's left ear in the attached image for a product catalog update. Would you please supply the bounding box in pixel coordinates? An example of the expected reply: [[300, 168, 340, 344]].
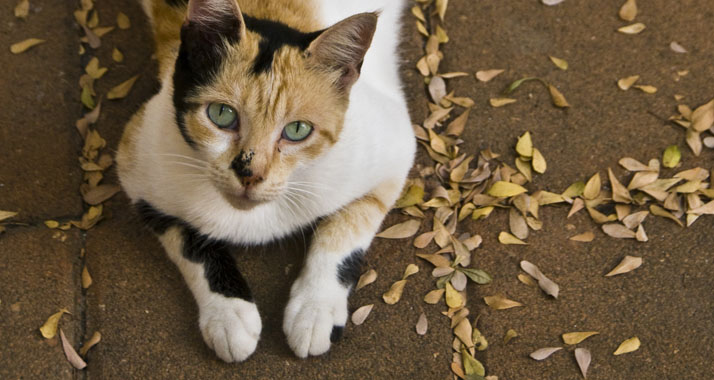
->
[[306, 13, 378, 92]]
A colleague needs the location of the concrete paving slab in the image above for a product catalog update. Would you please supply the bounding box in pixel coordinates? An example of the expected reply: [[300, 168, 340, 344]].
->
[[0, 227, 83, 379]]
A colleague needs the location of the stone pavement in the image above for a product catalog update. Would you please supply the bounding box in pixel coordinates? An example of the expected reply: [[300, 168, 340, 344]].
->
[[1, 0, 713, 379]]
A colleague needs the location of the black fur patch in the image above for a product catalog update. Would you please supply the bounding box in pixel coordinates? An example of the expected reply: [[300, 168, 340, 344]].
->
[[330, 326, 344, 343], [135, 200, 252, 300], [182, 226, 253, 300], [243, 15, 322, 74], [165, 0, 187, 7], [337, 249, 365, 288], [135, 200, 181, 234], [173, 10, 242, 147]]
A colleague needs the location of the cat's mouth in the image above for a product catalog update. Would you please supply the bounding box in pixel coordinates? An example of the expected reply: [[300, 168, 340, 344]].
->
[[220, 189, 264, 210]]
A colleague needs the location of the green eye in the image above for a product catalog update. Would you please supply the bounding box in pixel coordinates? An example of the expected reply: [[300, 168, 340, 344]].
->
[[282, 121, 313, 142], [207, 103, 238, 129]]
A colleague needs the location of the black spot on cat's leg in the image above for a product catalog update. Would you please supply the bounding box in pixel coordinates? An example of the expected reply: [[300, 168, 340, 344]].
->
[[330, 326, 344, 343], [135, 199, 182, 234], [337, 249, 365, 288], [182, 226, 253, 301]]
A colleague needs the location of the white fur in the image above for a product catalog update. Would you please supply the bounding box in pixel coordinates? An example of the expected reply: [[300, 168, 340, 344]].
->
[[120, 0, 413, 361]]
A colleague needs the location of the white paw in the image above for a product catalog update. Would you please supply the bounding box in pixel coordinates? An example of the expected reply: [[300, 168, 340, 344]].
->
[[199, 297, 262, 362], [283, 277, 349, 358]]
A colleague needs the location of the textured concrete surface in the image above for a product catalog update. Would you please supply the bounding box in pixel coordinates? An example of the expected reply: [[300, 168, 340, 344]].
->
[[1, 0, 713, 379]]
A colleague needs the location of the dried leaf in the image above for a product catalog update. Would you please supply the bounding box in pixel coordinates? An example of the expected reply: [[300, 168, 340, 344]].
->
[[395, 184, 424, 208], [530, 347, 562, 361], [650, 204, 684, 227], [602, 223, 636, 239], [0, 210, 18, 222], [504, 329, 519, 344], [79, 331, 101, 356], [445, 282, 464, 309], [117, 12, 130, 29], [81, 85, 95, 109], [85, 57, 107, 79], [376, 219, 421, 239], [487, 181, 527, 198], [617, 75, 640, 91], [686, 129, 702, 156], [460, 268, 492, 284], [490, 98, 517, 107], [428, 76, 447, 103], [351, 304, 373, 325], [92, 26, 115, 37], [670, 41, 687, 53], [10, 38, 45, 54], [82, 265, 92, 289], [505, 77, 538, 94], [542, 0, 565, 5], [692, 99, 714, 132], [498, 231, 527, 245], [450, 270, 468, 291], [689, 200, 714, 214], [461, 347, 485, 376], [454, 318, 474, 348], [575, 348, 592, 378], [548, 84, 570, 108], [516, 131, 533, 157], [608, 168, 632, 203], [606, 256, 643, 276], [622, 211, 649, 229], [446, 109, 470, 137], [619, 0, 638, 21], [416, 312, 428, 335], [568, 198, 585, 218], [509, 208, 529, 240], [417, 253, 451, 268], [520, 261, 559, 298], [403, 263, 419, 279], [424, 289, 445, 304], [472, 206, 494, 220], [569, 231, 594, 242], [635, 224, 648, 242], [583, 173, 601, 200], [82, 184, 121, 205], [82, 24, 101, 48], [435, 0, 448, 21], [484, 294, 523, 310], [618, 23, 646, 34], [614, 337, 640, 355], [60, 329, 87, 369], [475, 69, 504, 82], [382, 280, 407, 305], [562, 331, 599, 345], [634, 85, 657, 94], [549, 56, 568, 70], [40, 308, 70, 339], [112, 47, 124, 62], [518, 273, 537, 287], [107, 75, 139, 100], [14, 0, 29, 19], [356, 269, 377, 291], [587, 207, 617, 224], [532, 148, 547, 173]]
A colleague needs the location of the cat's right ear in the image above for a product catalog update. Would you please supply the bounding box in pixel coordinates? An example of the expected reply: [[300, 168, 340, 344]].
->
[[179, 0, 246, 74]]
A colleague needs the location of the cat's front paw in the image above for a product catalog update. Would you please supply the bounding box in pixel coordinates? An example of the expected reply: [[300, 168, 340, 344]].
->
[[283, 277, 350, 358], [199, 297, 262, 363]]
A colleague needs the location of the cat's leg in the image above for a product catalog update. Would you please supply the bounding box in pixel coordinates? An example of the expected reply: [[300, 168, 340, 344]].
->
[[283, 180, 402, 357], [155, 223, 261, 362]]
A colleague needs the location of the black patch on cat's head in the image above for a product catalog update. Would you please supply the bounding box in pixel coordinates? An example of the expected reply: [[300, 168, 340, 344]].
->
[[172, 3, 243, 147], [337, 249, 365, 288], [243, 16, 322, 74]]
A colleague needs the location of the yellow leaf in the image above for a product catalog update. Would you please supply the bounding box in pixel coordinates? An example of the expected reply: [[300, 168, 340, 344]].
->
[[549, 56, 568, 70], [40, 308, 70, 339], [44, 220, 60, 229], [548, 84, 570, 108], [424, 289, 445, 304], [532, 148, 547, 173], [487, 181, 528, 198], [569, 231, 594, 242], [516, 131, 533, 157], [618, 23, 646, 34], [475, 69, 504, 82], [92, 26, 115, 37], [394, 184, 424, 208], [633, 85, 657, 94], [107, 75, 139, 100], [112, 47, 124, 62], [498, 231, 527, 245], [382, 280, 407, 305], [82, 265, 93, 288], [14, 0, 29, 19], [614, 337, 641, 355], [471, 206, 494, 220], [81, 85, 95, 109], [562, 331, 599, 345], [583, 173, 601, 200], [0, 210, 19, 222], [376, 219, 421, 239], [85, 57, 107, 79], [79, 331, 102, 356], [484, 294, 523, 310], [619, 0, 638, 21], [489, 97, 517, 107], [10, 38, 45, 54], [617, 75, 640, 90], [117, 12, 131, 29], [662, 145, 681, 168], [691, 99, 714, 132], [445, 282, 464, 309]]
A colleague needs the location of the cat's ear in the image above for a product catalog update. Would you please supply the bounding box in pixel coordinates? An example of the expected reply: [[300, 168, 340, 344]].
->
[[306, 13, 378, 92], [179, 0, 246, 74]]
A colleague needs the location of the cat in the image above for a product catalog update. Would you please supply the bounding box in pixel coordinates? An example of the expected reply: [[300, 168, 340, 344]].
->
[[117, 0, 415, 362]]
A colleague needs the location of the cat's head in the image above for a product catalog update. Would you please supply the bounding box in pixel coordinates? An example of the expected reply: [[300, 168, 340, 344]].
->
[[172, 0, 377, 209]]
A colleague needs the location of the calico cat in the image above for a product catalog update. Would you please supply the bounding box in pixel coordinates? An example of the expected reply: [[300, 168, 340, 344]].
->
[[117, 0, 415, 362]]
